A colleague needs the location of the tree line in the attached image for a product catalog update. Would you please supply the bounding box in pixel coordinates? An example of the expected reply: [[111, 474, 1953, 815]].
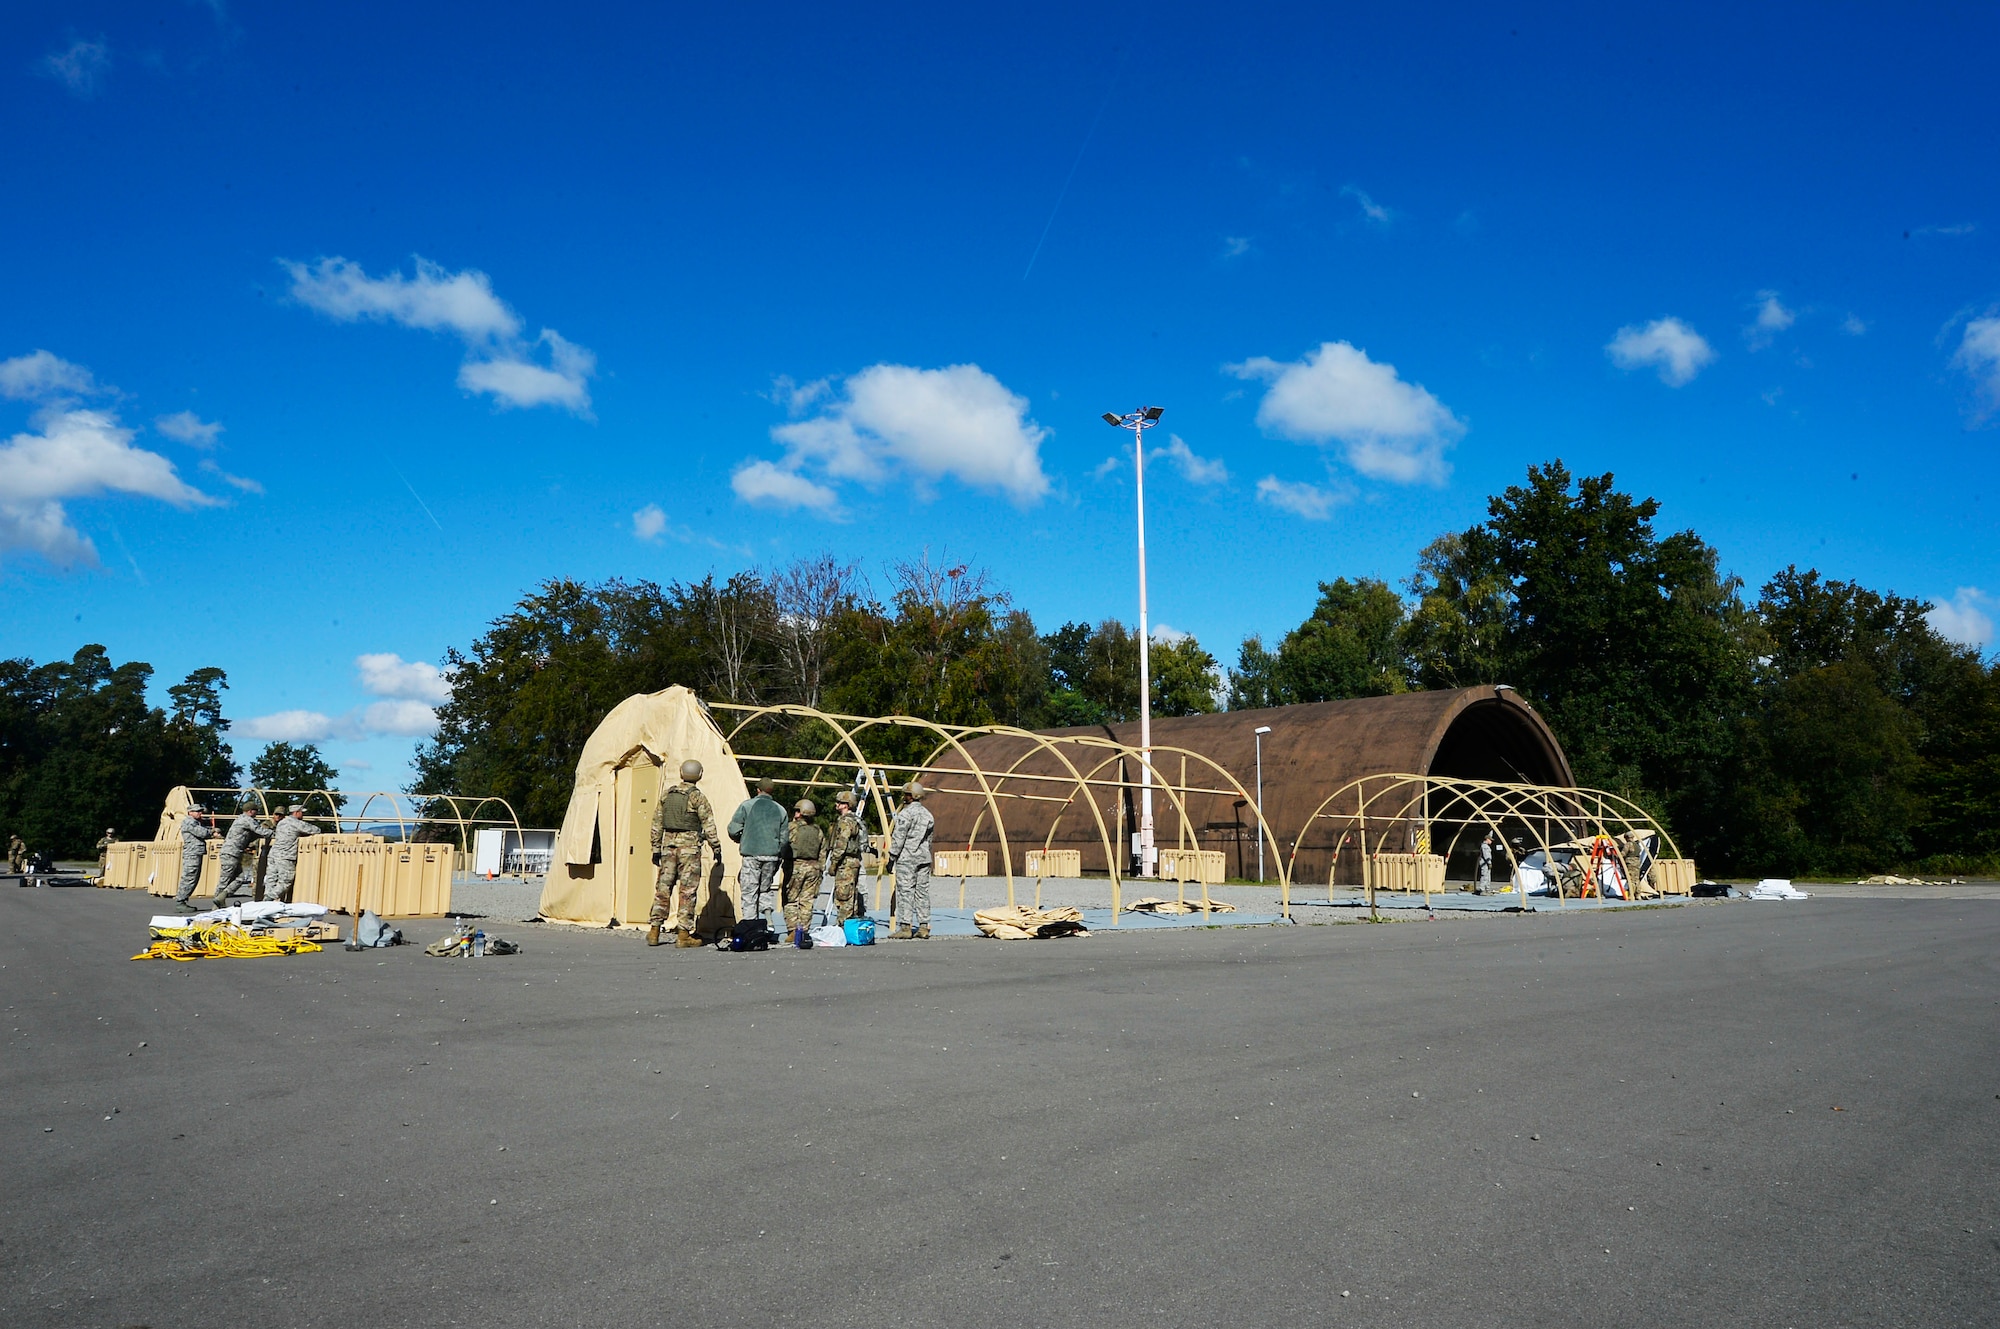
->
[[0, 648, 340, 858], [415, 461, 1996, 877], [6, 459, 1994, 874]]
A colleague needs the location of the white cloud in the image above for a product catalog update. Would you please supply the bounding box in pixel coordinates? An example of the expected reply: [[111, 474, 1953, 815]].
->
[[42, 39, 110, 98], [239, 655, 448, 742], [1149, 434, 1229, 485], [1841, 313, 1868, 336], [356, 652, 451, 704], [238, 710, 338, 742], [1090, 455, 1120, 480], [1927, 588, 1994, 649], [731, 459, 841, 513], [1150, 623, 1191, 645], [1228, 341, 1463, 485], [749, 362, 1050, 510], [1256, 475, 1345, 521], [1221, 236, 1252, 259], [155, 410, 223, 447], [1745, 291, 1795, 349], [199, 459, 263, 494], [632, 504, 667, 541], [1342, 185, 1393, 226], [361, 699, 440, 736], [282, 256, 595, 414], [1952, 315, 2000, 417], [0, 350, 99, 402], [1606, 316, 1717, 386], [0, 403, 217, 567], [456, 330, 594, 413]]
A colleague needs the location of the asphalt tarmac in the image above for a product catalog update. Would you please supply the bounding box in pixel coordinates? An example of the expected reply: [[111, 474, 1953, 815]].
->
[[3, 887, 1995, 1328]]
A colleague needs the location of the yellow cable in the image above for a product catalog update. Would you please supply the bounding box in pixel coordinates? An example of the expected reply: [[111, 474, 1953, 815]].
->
[[130, 924, 324, 961]]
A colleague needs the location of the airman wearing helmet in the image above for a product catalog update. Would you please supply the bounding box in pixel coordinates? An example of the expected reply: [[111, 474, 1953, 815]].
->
[[828, 788, 869, 924], [782, 797, 827, 942], [888, 780, 935, 938], [649, 757, 719, 947]]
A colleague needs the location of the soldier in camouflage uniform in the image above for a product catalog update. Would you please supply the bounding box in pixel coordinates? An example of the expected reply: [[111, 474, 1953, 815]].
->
[[648, 759, 718, 948], [265, 805, 320, 904], [829, 789, 868, 923], [782, 799, 825, 942], [887, 781, 935, 940], [95, 827, 116, 883], [173, 809, 214, 911], [213, 801, 273, 906], [8, 833, 26, 875]]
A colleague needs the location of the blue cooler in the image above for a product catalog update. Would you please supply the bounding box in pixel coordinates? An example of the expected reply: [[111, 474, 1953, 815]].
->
[[843, 918, 877, 946]]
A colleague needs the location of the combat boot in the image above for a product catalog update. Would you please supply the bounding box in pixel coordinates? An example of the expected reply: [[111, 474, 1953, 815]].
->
[[646, 923, 663, 947], [914, 924, 931, 940], [891, 922, 914, 940], [674, 929, 705, 948]]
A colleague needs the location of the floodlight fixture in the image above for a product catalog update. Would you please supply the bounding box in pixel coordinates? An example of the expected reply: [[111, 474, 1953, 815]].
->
[[1101, 403, 1170, 876]]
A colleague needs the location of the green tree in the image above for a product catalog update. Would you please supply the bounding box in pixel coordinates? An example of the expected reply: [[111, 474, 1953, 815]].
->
[[0, 648, 238, 855], [249, 742, 340, 795], [1225, 634, 1279, 710], [1270, 578, 1409, 703], [1151, 634, 1221, 717], [1403, 532, 1509, 689], [1479, 462, 1751, 861]]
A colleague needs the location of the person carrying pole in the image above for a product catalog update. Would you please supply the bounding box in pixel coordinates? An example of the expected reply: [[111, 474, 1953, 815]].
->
[[173, 808, 214, 913], [828, 788, 868, 923], [264, 805, 320, 904], [213, 801, 273, 907], [648, 760, 719, 948], [887, 781, 934, 940]]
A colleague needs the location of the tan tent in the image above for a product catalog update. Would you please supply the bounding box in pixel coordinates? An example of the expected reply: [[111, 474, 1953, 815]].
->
[[542, 686, 751, 928], [156, 785, 199, 841]]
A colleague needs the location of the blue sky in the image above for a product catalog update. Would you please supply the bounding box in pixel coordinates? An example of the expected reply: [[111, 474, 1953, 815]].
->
[[4, 1, 1997, 790]]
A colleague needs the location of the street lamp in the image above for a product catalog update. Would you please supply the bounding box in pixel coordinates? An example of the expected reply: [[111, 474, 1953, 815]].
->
[[1102, 405, 1165, 876], [1253, 725, 1272, 881]]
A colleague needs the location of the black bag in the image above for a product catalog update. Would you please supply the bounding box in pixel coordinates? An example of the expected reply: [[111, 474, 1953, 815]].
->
[[729, 919, 777, 952]]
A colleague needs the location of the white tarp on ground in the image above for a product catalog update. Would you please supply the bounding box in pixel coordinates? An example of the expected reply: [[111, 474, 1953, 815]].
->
[[151, 902, 331, 928], [1750, 879, 1811, 900]]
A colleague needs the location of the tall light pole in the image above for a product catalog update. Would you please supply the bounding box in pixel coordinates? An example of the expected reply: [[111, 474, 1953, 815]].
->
[[1102, 405, 1164, 877], [1253, 725, 1272, 881]]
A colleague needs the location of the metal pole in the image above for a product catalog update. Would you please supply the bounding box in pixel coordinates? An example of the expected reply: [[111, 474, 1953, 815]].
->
[[1255, 731, 1265, 882], [1132, 418, 1155, 880]]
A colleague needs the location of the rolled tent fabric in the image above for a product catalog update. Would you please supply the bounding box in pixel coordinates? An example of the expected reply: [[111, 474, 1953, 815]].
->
[[974, 905, 1090, 940]]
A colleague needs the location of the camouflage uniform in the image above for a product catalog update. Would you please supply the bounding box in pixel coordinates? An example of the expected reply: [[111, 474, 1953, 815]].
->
[[7, 834, 25, 874], [888, 798, 935, 931], [265, 813, 320, 903], [214, 811, 273, 904], [649, 780, 718, 936], [174, 813, 214, 906], [783, 819, 825, 934], [829, 807, 868, 922], [95, 830, 116, 880]]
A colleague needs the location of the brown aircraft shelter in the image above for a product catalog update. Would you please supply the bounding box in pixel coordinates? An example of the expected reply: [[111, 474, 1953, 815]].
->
[[923, 684, 1576, 886]]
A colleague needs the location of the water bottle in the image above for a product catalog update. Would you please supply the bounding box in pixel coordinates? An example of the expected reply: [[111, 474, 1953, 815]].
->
[[474, 929, 486, 957]]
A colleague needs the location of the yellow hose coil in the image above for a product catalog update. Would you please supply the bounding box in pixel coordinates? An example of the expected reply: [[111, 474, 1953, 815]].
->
[[131, 924, 324, 961]]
